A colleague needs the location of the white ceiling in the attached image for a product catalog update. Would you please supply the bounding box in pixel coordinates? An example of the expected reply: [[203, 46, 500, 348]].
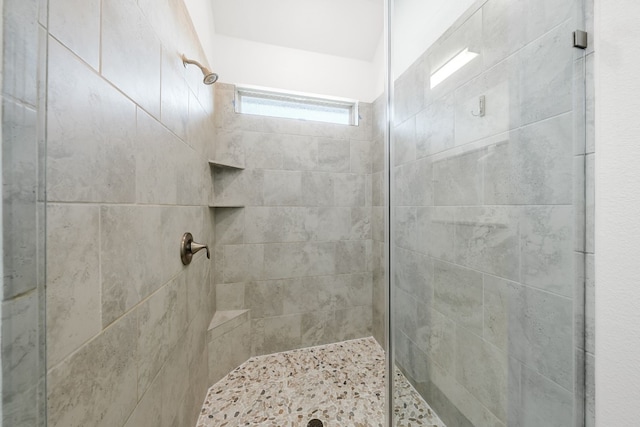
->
[[211, 0, 384, 62]]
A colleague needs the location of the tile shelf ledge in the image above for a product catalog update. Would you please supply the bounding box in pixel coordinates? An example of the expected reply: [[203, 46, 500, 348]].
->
[[208, 204, 245, 208], [208, 159, 245, 169]]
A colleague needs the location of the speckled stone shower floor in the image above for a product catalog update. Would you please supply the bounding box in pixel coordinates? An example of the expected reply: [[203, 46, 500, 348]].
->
[[196, 337, 446, 427]]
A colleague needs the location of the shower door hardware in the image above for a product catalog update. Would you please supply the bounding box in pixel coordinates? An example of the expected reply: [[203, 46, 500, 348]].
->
[[573, 30, 588, 49], [180, 232, 210, 265]]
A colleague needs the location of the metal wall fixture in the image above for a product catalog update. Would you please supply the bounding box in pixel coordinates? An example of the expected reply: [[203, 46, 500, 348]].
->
[[180, 232, 210, 265], [181, 54, 219, 85]]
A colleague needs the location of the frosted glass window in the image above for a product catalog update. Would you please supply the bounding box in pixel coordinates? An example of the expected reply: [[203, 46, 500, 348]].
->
[[235, 87, 358, 126]]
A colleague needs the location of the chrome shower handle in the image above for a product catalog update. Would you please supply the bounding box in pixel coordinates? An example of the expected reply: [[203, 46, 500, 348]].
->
[[180, 232, 210, 265]]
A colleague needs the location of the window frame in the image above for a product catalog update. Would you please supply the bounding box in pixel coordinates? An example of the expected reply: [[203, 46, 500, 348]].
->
[[234, 85, 359, 126]]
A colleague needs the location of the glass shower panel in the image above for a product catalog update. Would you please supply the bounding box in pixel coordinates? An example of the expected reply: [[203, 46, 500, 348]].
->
[[1, 0, 47, 426], [389, 0, 587, 425]]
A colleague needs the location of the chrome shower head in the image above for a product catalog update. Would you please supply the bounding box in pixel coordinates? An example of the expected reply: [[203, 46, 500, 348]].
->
[[181, 54, 219, 85]]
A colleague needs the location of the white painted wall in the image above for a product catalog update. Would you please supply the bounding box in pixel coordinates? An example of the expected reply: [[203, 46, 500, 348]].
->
[[184, 0, 383, 102], [594, 0, 640, 424], [210, 34, 380, 102], [183, 0, 216, 65]]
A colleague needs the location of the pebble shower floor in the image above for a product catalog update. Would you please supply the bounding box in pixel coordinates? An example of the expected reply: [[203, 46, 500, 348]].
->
[[197, 337, 446, 426]]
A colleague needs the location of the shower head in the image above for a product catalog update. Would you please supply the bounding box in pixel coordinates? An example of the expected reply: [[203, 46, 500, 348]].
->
[[181, 54, 219, 85]]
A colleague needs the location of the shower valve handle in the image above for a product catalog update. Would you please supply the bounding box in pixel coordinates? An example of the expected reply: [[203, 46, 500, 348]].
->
[[180, 232, 210, 265]]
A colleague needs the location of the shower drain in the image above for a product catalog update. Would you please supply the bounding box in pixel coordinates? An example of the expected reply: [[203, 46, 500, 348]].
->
[[307, 419, 324, 427]]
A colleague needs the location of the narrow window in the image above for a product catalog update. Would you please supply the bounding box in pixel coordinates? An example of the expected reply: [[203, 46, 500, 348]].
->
[[235, 86, 359, 126]]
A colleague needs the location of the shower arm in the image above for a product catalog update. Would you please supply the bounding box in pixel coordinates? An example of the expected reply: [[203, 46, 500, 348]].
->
[[181, 54, 207, 71]]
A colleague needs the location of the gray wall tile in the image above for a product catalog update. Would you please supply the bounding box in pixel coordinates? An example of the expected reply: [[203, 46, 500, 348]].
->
[[47, 39, 136, 203], [47, 313, 138, 427], [433, 261, 483, 336], [101, 0, 161, 117], [49, 0, 100, 70], [46, 204, 101, 367]]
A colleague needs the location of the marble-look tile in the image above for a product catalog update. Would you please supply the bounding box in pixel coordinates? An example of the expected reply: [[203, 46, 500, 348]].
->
[[135, 108, 182, 205], [222, 244, 265, 283], [395, 158, 433, 206], [214, 207, 244, 246], [2, 99, 38, 299], [282, 134, 317, 170], [214, 130, 246, 168], [350, 139, 372, 174], [245, 280, 284, 319], [455, 328, 507, 422], [416, 94, 455, 157], [47, 38, 136, 203], [208, 321, 251, 385], [160, 47, 190, 141], [213, 169, 264, 207], [187, 92, 216, 158], [254, 314, 303, 355], [215, 282, 245, 310], [416, 207, 456, 262], [414, 307, 455, 374], [350, 207, 372, 240], [243, 132, 284, 170], [49, 0, 100, 70], [520, 206, 574, 297], [433, 147, 485, 206], [394, 116, 416, 166], [263, 170, 302, 206], [301, 310, 335, 347], [484, 114, 573, 205], [394, 207, 417, 252], [394, 246, 433, 304], [394, 57, 426, 124], [509, 284, 573, 391], [263, 242, 336, 280], [317, 138, 350, 172], [454, 206, 520, 281], [372, 171, 384, 206], [433, 261, 483, 336], [336, 240, 368, 274], [46, 204, 101, 367], [334, 306, 372, 341], [102, 0, 161, 117], [244, 207, 316, 243], [1, 292, 40, 425], [137, 275, 187, 397], [333, 173, 366, 207], [483, 275, 513, 351], [371, 206, 385, 243], [48, 312, 138, 427], [123, 370, 162, 427], [518, 364, 573, 427], [100, 205, 204, 325], [316, 207, 351, 241], [301, 172, 334, 206], [3, 0, 39, 105], [518, 22, 574, 126]]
